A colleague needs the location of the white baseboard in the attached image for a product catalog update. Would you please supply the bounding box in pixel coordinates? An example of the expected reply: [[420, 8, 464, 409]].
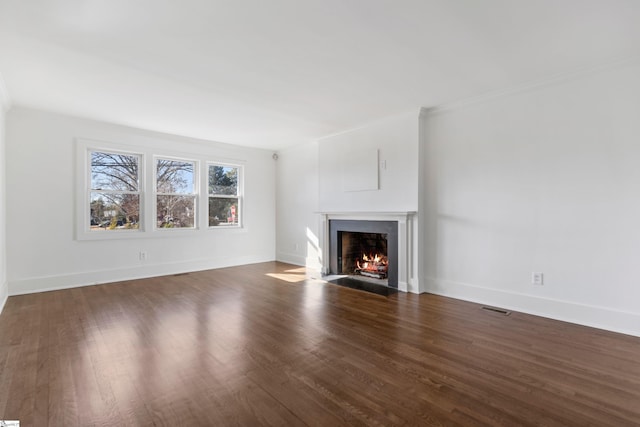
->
[[398, 281, 408, 293], [0, 280, 8, 315], [405, 277, 422, 294], [8, 255, 275, 296], [275, 251, 306, 267], [425, 277, 640, 338]]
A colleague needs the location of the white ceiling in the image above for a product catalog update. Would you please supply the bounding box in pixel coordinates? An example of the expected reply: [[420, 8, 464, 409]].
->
[[1, 0, 639, 150]]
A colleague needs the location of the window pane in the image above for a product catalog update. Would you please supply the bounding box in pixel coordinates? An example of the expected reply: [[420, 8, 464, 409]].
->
[[209, 197, 239, 226], [157, 159, 195, 194], [90, 192, 140, 230], [157, 195, 196, 228], [91, 151, 139, 191], [209, 165, 238, 195]]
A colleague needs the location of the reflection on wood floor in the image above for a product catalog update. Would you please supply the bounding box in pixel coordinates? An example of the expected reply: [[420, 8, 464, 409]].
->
[[1, 261, 639, 426]]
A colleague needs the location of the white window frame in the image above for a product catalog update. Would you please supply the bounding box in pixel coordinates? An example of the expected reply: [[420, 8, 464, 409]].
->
[[76, 139, 146, 240], [76, 138, 246, 240], [154, 156, 199, 231], [207, 162, 243, 228]]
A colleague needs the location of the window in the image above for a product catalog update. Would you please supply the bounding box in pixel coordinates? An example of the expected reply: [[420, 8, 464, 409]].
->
[[89, 150, 141, 231], [77, 139, 245, 239], [156, 158, 197, 229], [208, 164, 241, 227]]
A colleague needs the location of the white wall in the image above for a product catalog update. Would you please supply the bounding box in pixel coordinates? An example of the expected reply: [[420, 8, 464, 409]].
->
[[6, 108, 276, 295], [318, 112, 419, 213], [0, 74, 8, 311], [276, 112, 421, 287], [315, 112, 422, 292], [421, 61, 640, 336], [275, 141, 321, 272]]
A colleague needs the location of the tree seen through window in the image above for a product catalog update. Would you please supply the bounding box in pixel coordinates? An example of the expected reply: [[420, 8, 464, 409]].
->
[[209, 165, 240, 226], [156, 159, 196, 229], [90, 151, 140, 230]]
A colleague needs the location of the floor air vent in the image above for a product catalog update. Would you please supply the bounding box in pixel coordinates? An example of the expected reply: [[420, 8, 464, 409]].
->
[[482, 306, 511, 316]]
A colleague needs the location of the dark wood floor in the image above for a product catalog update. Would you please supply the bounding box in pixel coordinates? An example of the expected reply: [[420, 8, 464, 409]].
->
[[1, 262, 639, 426]]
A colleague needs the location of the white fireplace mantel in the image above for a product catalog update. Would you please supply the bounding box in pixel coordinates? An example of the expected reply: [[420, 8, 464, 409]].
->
[[319, 211, 418, 293]]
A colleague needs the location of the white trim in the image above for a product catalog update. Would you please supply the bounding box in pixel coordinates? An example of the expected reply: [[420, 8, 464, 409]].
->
[[425, 277, 640, 338], [316, 110, 419, 142], [76, 140, 146, 240], [274, 253, 323, 276], [276, 251, 306, 267], [207, 162, 243, 229], [76, 138, 247, 239], [8, 255, 275, 296], [317, 211, 417, 219], [319, 211, 418, 293], [154, 155, 199, 231], [0, 281, 8, 316], [0, 78, 6, 314], [423, 54, 640, 117], [0, 73, 11, 112]]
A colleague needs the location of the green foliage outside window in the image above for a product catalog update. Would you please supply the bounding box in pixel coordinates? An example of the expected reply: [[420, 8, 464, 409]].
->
[[209, 165, 240, 226]]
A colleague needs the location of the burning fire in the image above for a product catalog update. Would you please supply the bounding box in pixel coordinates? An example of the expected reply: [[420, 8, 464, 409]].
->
[[356, 253, 388, 279]]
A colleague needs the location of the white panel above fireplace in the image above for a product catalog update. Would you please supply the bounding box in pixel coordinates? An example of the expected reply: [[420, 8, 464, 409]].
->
[[318, 111, 418, 213], [342, 148, 379, 192]]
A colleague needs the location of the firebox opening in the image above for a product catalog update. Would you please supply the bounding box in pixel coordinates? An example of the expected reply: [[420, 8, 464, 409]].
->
[[329, 219, 398, 289], [339, 231, 388, 285]]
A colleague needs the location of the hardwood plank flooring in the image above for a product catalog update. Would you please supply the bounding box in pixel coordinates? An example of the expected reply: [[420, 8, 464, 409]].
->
[[1, 261, 639, 426]]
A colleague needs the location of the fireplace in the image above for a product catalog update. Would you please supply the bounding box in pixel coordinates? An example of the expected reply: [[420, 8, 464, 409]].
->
[[329, 220, 398, 288], [321, 212, 417, 293]]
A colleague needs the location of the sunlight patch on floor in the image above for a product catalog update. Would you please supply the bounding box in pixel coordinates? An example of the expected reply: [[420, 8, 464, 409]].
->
[[284, 267, 307, 274], [266, 273, 308, 283]]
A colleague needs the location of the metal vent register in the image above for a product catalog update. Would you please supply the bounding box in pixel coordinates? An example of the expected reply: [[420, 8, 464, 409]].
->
[[481, 306, 512, 316]]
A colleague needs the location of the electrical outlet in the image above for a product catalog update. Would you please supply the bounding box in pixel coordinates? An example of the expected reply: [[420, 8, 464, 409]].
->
[[531, 272, 544, 286], [139, 251, 148, 261]]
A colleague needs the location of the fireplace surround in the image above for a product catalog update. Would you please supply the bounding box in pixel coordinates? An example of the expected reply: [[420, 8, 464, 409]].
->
[[329, 219, 398, 287], [320, 212, 417, 292]]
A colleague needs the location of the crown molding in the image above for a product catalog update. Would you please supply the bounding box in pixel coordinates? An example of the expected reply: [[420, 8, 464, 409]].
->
[[419, 106, 436, 119], [423, 53, 640, 118], [316, 109, 420, 142], [0, 73, 12, 112]]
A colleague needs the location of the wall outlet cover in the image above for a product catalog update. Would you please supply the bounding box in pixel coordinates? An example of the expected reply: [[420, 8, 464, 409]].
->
[[532, 272, 544, 285]]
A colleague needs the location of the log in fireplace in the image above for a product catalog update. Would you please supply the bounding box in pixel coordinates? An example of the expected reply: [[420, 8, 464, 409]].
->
[[329, 219, 398, 288]]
